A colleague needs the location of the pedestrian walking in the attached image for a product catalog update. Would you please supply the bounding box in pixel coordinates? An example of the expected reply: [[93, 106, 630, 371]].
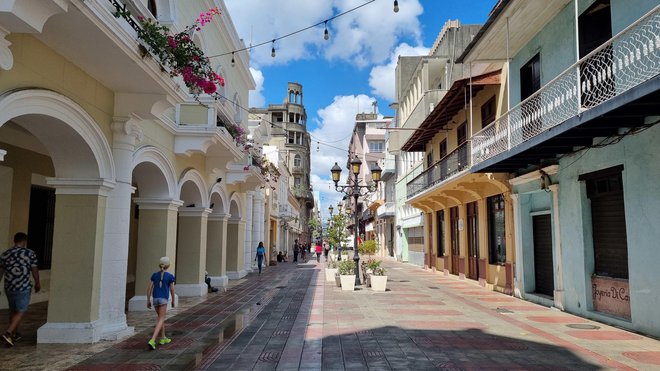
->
[[0, 232, 40, 347], [255, 241, 265, 275], [146, 256, 176, 350], [324, 242, 330, 262], [301, 243, 307, 262], [315, 241, 323, 263], [293, 239, 299, 262]]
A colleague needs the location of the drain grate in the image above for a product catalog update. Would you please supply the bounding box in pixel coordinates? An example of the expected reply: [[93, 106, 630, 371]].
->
[[566, 323, 601, 330], [493, 308, 514, 314], [258, 351, 281, 362], [399, 280, 410, 283], [275, 286, 287, 289], [428, 286, 440, 289]]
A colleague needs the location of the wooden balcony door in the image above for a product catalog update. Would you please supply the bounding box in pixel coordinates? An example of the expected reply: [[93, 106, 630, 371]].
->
[[466, 201, 479, 280], [450, 206, 460, 275]]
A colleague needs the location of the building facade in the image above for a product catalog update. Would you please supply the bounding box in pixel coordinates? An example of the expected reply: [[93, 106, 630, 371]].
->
[[460, 0, 660, 336], [0, 0, 270, 343]]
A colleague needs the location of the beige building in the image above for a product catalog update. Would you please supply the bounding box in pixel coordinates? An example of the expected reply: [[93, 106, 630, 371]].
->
[[0, 0, 270, 343]]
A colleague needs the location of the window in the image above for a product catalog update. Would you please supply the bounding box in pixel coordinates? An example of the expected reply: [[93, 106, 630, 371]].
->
[[294, 177, 301, 187], [439, 140, 447, 159], [27, 186, 56, 269], [488, 194, 506, 264], [147, 0, 157, 18], [288, 132, 295, 144], [407, 227, 425, 245], [426, 152, 433, 168], [481, 96, 496, 126], [293, 154, 302, 167], [520, 53, 541, 101], [580, 165, 628, 279], [368, 141, 385, 153], [272, 112, 284, 122]]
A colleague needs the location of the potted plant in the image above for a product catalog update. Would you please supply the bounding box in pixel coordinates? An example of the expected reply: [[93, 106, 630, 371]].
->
[[338, 260, 356, 291], [325, 260, 339, 282], [365, 259, 387, 291], [370, 265, 388, 292]]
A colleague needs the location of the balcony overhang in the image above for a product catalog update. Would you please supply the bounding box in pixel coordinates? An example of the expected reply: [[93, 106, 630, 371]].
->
[[457, 0, 571, 63], [402, 70, 501, 152], [472, 75, 660, 174]]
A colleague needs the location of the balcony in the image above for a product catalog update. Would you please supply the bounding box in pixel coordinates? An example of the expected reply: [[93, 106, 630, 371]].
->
[[376, 201, 396, 218], [407, 141, 471, 198], [471, 6, 660, 172]]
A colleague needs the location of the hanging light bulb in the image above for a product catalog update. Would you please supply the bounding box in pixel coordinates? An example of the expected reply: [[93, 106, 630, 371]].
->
[[271, 40, 276, 58], [231, 52, 235, 67], [317, 141, 320, 152], [393, 0, 399, 13], [323, 21, 329, 40]]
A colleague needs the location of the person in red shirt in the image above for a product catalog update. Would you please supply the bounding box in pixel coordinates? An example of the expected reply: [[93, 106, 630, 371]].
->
[[315, 240, 323, 263]]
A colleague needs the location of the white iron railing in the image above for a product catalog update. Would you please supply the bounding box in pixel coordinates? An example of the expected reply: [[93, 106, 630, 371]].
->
[[472, 6, 660, 165]]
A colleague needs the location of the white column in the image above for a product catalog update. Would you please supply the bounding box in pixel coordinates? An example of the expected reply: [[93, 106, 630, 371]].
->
[[252, 192, 265, 257], [207, 213, 229, 288], [97, 119, 142, 340], [510, 193, 524, 299], [549, 184, 565, 310], [0, 149, 6, 161], [244, 191, 254, 272]]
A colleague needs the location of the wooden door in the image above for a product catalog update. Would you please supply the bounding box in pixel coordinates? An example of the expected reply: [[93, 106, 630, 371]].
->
[[450, 206, 460, 275], [466, 202, 479, 280], [532, 214, 554, 297]]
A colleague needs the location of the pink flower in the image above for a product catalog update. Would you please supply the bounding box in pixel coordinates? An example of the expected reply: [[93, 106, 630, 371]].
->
[[203, 80, 217, 94]]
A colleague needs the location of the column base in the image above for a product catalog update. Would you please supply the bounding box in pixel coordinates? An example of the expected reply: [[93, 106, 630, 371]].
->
[[553, 289, 565, 311], [177, 284, 208, 297], [128, 294, 179, 312], [38, 321, 102, 343], [209, 275, 228, 288], [99, 322, 135, 341], [227, 269, 247, 280]]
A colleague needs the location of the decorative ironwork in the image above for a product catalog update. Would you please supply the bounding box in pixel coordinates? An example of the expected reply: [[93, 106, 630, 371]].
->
[[407, 141, 471, 198], [472, 6, 660, 166], [108, 0, 142, 33]]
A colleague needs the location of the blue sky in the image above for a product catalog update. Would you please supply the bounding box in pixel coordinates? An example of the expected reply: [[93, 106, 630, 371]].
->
[[225, 0, 497, 215]]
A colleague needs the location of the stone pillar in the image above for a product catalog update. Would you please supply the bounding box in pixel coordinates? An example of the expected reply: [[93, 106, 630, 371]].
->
[[96, 119, 142, 340], [206, 213, 229, 288], [510, 193, 524, 298], [243, 191, 254, 272], [37, 179, 114, 343], [227, 219, 247, 279], [252, 192, 265, 265], [549, 184, 565, 310], [128, 199, 182, 311], [176, 208, 211, 297]]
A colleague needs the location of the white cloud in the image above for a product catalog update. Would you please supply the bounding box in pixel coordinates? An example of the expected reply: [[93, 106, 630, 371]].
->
[[368, 42, 429, 102], [309, 94, 380, 217], [248, 67, 265, 107], [224, 0, 423, 67]]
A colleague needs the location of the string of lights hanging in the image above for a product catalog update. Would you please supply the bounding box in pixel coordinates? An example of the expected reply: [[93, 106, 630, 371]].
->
[[214, 0, 401, 63]]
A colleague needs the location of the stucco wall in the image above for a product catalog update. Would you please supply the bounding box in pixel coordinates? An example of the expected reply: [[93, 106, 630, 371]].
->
[[557, 121, 660, 337]]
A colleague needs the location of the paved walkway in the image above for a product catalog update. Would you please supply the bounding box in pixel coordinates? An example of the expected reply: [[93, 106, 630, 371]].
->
[[1, 259, 660, 370]]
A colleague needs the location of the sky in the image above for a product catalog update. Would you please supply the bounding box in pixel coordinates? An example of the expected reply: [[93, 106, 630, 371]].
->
[[224, 0, 498, 218]]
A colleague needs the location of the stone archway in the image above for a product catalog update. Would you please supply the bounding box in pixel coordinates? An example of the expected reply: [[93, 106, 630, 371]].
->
[[0, 89, 116, 343]]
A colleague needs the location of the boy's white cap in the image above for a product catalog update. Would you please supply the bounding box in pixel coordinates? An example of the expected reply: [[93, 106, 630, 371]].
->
[[159, 256, 171, 266]]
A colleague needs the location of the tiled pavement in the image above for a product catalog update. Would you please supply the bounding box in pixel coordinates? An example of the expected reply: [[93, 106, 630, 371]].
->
[[1, 259, 660, 370]]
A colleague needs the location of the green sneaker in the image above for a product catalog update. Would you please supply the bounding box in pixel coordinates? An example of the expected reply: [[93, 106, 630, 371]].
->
[[147, 339, 156, 350], [159, 337, 171, 345]]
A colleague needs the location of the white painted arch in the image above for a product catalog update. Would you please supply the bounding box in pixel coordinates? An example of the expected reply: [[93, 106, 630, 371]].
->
[[0, 89, 115, 180], [132, 145, 177, 199], [209, 183, 229, 214], [228, 191, 242, 220], [178, 168, 210, 207]]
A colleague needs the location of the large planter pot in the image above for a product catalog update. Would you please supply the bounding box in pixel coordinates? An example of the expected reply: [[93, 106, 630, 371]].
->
[[325, 268, 338, 282], [340, 275, 356, 291], [341, 254, 348, 261], [370, 275, 388, 292]]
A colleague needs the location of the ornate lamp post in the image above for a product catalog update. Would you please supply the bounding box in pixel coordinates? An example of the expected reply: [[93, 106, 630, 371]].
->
[[331, 155, 381, 285]]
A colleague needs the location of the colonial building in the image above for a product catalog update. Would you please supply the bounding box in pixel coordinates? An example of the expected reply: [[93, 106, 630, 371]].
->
[[251, 82, 314, 245], [0, 0, 268, 343], [459, 0, 660, 337]]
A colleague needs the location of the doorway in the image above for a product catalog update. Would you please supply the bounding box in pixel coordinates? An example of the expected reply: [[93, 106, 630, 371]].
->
[[532, 214, 554, 297]]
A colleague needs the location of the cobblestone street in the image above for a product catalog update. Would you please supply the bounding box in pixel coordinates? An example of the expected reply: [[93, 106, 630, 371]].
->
[[2, 259, 660, 370]]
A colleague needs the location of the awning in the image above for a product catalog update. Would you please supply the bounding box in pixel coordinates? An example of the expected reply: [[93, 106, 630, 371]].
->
[[368, 199, 384, 211], [402, 69, 501, 152]]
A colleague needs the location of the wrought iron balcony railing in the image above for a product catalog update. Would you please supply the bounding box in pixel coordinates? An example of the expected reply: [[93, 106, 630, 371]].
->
[[407, 141, 471, 198], [471, 5, 660, 166]]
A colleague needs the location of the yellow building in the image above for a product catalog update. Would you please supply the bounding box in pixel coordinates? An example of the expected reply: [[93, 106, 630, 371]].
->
[[401, 68, 516, 293], [0, 1, 269, 343]]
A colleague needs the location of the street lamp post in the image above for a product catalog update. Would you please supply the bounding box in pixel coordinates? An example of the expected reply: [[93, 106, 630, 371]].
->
[[331, 156, 381, 285]]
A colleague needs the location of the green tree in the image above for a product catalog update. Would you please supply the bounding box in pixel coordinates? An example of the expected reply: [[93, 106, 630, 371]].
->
[[327, 213, 350, 249], [309, 215, 321, 240], [359, 240, 377, 256]]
